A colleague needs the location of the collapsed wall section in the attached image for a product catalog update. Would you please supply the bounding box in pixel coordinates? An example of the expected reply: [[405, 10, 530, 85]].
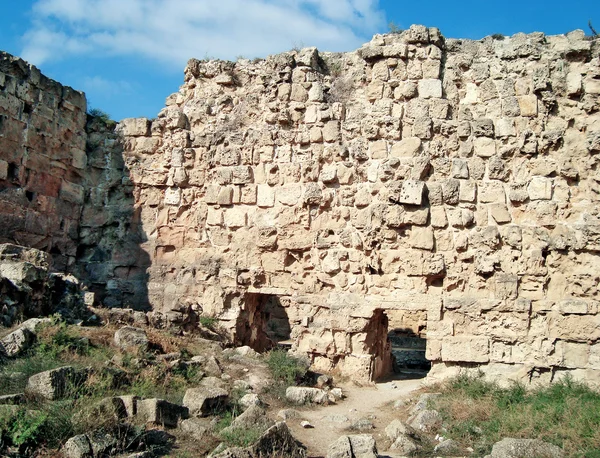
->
[[119, 27, 600, 383]]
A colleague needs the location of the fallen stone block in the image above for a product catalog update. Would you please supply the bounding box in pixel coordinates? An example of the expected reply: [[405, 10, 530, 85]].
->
[[182, 386, 228, 417], [114, 326, 149, 351], [26, 366, 88, 400], [136, 398, 188, 427], [285, 387, 330, 405]]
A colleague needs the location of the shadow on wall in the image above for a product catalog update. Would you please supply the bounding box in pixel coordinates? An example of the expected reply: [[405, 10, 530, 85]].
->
[[236, 293, 292, 352], [71, 115, 151, 311]]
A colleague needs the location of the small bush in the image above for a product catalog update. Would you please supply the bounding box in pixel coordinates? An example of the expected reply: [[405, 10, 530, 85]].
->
[[266, 349, 308, 386], [220, 427, 263, 447], [388, 21, 403, 34], [491, 33, 505, 40], [199, 316, 218, 329]]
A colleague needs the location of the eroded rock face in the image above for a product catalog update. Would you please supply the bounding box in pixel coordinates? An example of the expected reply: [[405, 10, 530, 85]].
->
[[2, 27, 600, 384]]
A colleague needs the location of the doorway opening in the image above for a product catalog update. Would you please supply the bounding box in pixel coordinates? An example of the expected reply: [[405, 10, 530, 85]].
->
[[385, 310, 430, 380], [236, 293, 291, 353]]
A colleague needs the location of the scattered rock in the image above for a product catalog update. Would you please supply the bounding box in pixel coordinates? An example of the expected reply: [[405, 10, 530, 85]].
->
[[285, 387, 330, 405], [487, 438, 564, 458], [316, 374, 333, 389], [221, 405, 273, 436], [327, 434, 378, 458], [179, 417, 209, 441], [300, 420, 313, 428], [114, 326, 149, 351], [434, 438, 460, 455], [0, 327, 35, 358], [183, 386, 228, 417], [410, 393, 441, 414], [0, 393, 25, 405], [325, 414, 349, 423], [390, 433, 421, 455], [239, 393, 262, 409], [63, 434, 92, 458], [278, 408, 302, 420], [117, 395, 140, 417], [26, 366, 88, 400], [385, 419, 418, 440], [136, 398, 188, 427], [350, 418, 375, 431], [409, 409, 443, 433]]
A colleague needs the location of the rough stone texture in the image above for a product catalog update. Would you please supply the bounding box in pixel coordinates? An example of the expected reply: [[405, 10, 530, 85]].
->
[[114, 326, 149, 351], [136, 398, 188, 427], [487, 438, 564, 458], [286, 386, 331, 405], [182, 386, 228, 417], [2, 28, 600, 385], [327, 434, 378, 458], [26, 366, 88, 400]]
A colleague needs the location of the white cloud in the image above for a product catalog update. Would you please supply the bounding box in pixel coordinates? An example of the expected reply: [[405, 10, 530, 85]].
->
[[21, 0, 385, 67], [81, 76, 135, 96]]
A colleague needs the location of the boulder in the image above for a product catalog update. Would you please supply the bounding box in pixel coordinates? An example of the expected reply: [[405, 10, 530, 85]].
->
[[26, 366, 88, 400], [136, 398, 188, 427], [114, 326, 149, 351], [179, 417, 209, 441], [183, 385, 228, 417], [434, 439, 460, 455], [63, 434, 93, 458], [239, 393, 262, 409], [285, 387, 330, 405], [390, 433, 420, 455], [488, 438, 564, 458], [409, 409, 442, 432], [385, 419, 418, 440], [221, 405, 274, 437], [327, 434, 378, 458], [213, 422, 306, 458], [0, 327, 35, 357]]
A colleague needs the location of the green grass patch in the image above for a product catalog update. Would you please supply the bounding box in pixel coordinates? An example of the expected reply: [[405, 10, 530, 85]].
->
[[219, 426, 263, 448], [266, 349, 308, 386], [198, 316, 218, 329], [431, 373, 600, 456]]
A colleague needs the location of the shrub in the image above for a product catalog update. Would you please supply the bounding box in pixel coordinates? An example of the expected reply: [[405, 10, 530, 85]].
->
[[388, 21, 403, 34], [199, 316, 218, 329], [266, 349, 308, 386], [220, 427, 263, 447]]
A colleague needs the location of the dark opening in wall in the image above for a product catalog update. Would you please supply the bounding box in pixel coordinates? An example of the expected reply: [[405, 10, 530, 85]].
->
[[388, 327, 431, 378], [236, 293, 291, 353], [7, 163, 18, 182]]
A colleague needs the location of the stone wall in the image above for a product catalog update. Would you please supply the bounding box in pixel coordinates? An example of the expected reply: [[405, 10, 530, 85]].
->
[[0, 52, 87, 272], [119, 27, 600, 383], [2, 27, 600, 384]]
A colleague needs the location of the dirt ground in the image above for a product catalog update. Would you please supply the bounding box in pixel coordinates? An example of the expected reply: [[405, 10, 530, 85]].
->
[[284, 372, 427, 458]]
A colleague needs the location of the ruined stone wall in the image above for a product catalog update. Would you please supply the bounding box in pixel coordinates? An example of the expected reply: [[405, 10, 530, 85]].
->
[[120, 26, 600, 383], [0, 52, 87, 272]]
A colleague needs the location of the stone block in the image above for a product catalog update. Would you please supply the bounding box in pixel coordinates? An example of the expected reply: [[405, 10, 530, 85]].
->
[[0, 160, 7, 180], [164, 187, 182, 206], [137, 398, 188, 427], [257, 185, 275, 207], [217, 187, 233, 206], [231, 166, 253, 184], [441, 337, 490, 363], [369, 140, 388, 159], [409, 227, 434, 250], [474, 137, 496, 157], [183, 387, 228, 417], [528, 176, 552, 200], [479, 182, 505, 203], [119, 118, 150, 137], [451, 159, 469, 179], [518, 95, 538, 117], [60, 180, 84, 205], [277, 184, 303, 206], [391, 137, 421, 157], [489, 203, 512, 224], [224, 208, 247, 228], [418, 79, 442, 98], [26, 366, 88, 400], [394, 180, 424, 205]]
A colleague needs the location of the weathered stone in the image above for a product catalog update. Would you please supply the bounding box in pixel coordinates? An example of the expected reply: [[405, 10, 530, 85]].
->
[[183, 386, 228, 416], [286, 387, 330, 405], [488, 438, 563, 458], [26, 366, 88, 400], [136, 398, 188, 427], [114, 326, 149, 351]]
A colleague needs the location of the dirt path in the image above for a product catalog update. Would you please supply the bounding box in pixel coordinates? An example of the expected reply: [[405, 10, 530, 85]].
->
[[285, 376, 425, 458]]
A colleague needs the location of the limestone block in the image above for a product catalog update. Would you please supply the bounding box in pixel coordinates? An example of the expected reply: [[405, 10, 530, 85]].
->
[[163, 187, 181, 206], [413, 117, 433, 139], [240, 185, 257, 204], [441, 337, 490, 363], [409, 227, 434, 250], [489, 203, 512, 224], [459, 181, 477, 203], [557, 341, 589, 369], [474, 137, 496, 157], [518, 95, 538, 117], [479, 182, 505, 203], [369, 140, 388, 159], [528, 176, 552, 200], [418, 79, 442, 98], [429, 207, 446, 228], [119, 118, 150, 137], [559, 299, 590, 315], [367, 80, 384, 101], [277, 184, 303, 206], [224, 208, 247, 228], [217, 187, 233, 206], [394, 180, 424, 205], [451, 159, 469, 179], [394, 81, 418, 100], [442, 179, 460, 205], [391, 137, 421, 157], [584, 76, 600, 94], [257, 185, 275, 208], [323, 121, 340, 142], [566, 71, 582, 96], [494, 118, 516, 138]]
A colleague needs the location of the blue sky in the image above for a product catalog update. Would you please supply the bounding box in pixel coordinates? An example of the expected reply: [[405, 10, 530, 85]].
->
[[1, 0, 598, 121]]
